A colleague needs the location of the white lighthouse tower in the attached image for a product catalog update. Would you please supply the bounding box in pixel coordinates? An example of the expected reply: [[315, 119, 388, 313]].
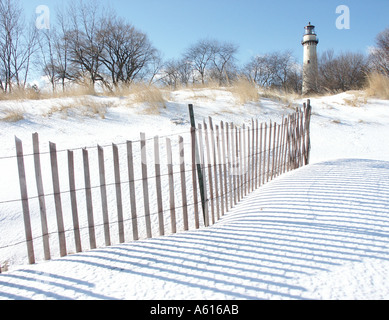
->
[[302, 22, 319, 94]]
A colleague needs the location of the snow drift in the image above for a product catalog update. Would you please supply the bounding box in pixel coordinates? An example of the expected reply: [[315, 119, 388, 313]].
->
[[0, 158, 388, 300]]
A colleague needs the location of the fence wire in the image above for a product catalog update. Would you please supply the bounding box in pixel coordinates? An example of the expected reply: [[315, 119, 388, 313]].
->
[[0, 102, 311, 269]]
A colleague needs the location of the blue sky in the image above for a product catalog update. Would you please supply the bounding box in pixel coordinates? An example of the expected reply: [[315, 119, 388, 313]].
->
[[22, 0, 389, 65]]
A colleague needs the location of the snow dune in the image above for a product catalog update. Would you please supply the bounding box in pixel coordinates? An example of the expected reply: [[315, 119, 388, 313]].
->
[[0, 158, 388, 300]]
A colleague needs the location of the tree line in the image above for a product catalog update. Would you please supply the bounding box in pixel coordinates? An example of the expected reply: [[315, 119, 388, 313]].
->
[[0, 0, 388, 95]]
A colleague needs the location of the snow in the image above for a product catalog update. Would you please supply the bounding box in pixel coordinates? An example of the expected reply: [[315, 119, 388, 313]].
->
[[0, 88, 389, 300]]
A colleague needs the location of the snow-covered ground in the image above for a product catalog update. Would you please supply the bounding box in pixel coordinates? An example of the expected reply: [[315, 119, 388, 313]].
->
[[0, 88, 388, 300]]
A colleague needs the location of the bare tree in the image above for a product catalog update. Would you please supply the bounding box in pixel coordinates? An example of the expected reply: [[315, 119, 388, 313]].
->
[[319, 50, 368, 92], [243, 51, 300, 91], [177, 59, 192, 86], [269, 51, 296, 89], [0, 0, 38, 93], [64, 1, 106, 91], [97, 14, 158, 90], [38, 28, 58, 92], [184, 39, 217, 85], [160, 59, 181, 89], [161, 58, 193, 88], [50, 5, 74, 92], [210, 41, 238, 85], [145, 51, 164, 85], [243, 54, 272, 86], [369, 28, 389, 76]]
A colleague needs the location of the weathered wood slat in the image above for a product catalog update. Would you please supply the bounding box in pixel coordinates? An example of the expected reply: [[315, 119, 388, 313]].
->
[[82, 148, 96, 250], [215, 125, 224, 217], [238, 127, 243, 200], [67, 150, 82, 253], [98, 145, 111, 247], [15, 137, 35, 264], [50, 142, 67, 257], [197, 123, 209, 227], [225, 123, 233, 209], [209, 117, 220, 221], [231, 123, 237, 205], [262, 122, 267, 185], [235, 125, 241, 202], [188, 104, 205, 226], [179, 136, 189, 231], [112, 143, 124, 243], [32, 133, 50, 261], [190, 127, 200, 229], [220, 121, 229, 213], [255, 120, 260, 189], [166, 138, 176, 233], [271, 123, 277, 179], [247, 124, 251, 193], [127, 141, 139, 241], [242, 124, 247, 196], [154, 136, 165, 236], [140, 133, 152, 239], [203, 121, 215, 225], [267, 121, 272, 182], [251, 119, 255, 192]]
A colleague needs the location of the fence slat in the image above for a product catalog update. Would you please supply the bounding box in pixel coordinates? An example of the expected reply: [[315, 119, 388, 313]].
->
[[235, 125, 241, 202], [15, 137, 35, 265], [301, 106, 307, 167], [113, 143, 125, 244], [231, 123, 237, 205], [190, 127, 200, 229], [189, 104, 206, 226], [278, 119, 285, 176], [127, 141, 139, 241], [50, 142, 67, 257], [262, 122, 267, 186], [225, 123, 233, 209], [267, 121, 272, 182], [305, 100, 312, 165], [154, 136, 165, 236], [197, 124, 209, 227], [67, 150, 82, 253], [209, 117, 220, 221], [98, 146, 111, 247], [32, 133, 50, 261], [179, 136, 189, 231], [295, 111, 300, 168], [300, 110, 305, 167], [166, 138, 176, 234], [251, 119, 255, 192], [291, 114, 297, 170], [82, 148, 96, 250], [140, 133, 152, 239], [281, 117, 288, 174], [247, 124, 251, 193], [203, 121, 215, 225], [242, 124, 247, 196], [237, 126, 242, 200], [274, 124, 281, 177], [215, 125, 224, 217], [259, 122, 263, 187], [271, 123, 277, 180], [220, 121, 229, 213], [255, 120, 260, 189]]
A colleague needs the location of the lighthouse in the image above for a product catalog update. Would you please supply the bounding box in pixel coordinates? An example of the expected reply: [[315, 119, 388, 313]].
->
[[302, 22, 319, 94]]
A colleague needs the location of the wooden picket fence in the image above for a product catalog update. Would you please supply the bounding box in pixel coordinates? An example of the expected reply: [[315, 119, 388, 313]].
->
[[13, 100, 312, 265]]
